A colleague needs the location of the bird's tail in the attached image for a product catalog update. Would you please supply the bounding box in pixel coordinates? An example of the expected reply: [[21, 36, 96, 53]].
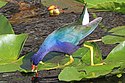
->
[[87, 17, 102, 28], [76, 3, 89, 25]]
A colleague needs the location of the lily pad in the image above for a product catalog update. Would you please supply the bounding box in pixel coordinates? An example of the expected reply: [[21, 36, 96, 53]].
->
[[102, 26, 125, 44], [105, 41, 125, 65], [0, 0, 7, 8], [0, 14, 14, 34], [0, 57, 24, 72], [58, 67, 82, 81], [75, 0, 125, 14], [0, 34, 28, 72], [94, 2, 125, 14]]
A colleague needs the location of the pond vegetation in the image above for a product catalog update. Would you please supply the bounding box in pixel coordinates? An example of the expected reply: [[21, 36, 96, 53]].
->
[[0, 0, 125, 82]]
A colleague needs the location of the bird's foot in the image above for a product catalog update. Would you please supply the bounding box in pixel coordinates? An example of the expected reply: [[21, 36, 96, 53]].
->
[[32, 64, 39, 77], [91, 62, 106, 66], [64, 55, 74, 66], [44, 63, 62, 70], [37, 55, 74, 70]]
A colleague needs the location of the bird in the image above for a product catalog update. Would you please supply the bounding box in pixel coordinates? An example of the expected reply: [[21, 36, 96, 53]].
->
[[31, 4, 102, 74]]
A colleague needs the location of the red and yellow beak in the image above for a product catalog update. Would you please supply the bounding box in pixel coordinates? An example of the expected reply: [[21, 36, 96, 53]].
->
[[32, 64, 39, 77], [32, 64, 38, 72]]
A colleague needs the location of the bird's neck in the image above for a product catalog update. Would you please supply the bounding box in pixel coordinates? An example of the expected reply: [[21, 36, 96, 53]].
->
[[35, 47, 49, 60]]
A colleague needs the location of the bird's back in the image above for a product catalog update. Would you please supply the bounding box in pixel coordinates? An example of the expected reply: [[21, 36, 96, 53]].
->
[[41, 23, 95, 48]]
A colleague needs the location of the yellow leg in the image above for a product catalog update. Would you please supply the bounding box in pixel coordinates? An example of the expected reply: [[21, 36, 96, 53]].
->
[[84, 44, 94, 66], [64, 55, 74, 66], [39, 61, 45, 65], [84, 44, 104, 66], [38, 55, 74, 70]]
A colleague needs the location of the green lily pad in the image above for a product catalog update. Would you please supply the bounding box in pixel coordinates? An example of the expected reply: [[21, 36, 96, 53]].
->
[[105, 41, 125, 65], [58, 67, 82, 81], [94, 2, 125, 14], [0, 57, 24, 72], [75, 0, 125, 14], [0, 14, 29, 72], [0, 34, 28, 72], [85, 0, 116, 8], [102, 26, 125, 44], [0, 0, 7, 8], [0, 14, 14, 34]]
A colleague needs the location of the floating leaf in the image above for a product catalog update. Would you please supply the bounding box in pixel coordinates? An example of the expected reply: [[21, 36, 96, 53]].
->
[[0, 57, 24, 72], [75, 0, 125, 14], [105, 41, 125, 65], [82, 64, 117, 79], [0, 0, 7, 8], [84, 0, 116, 8], [58, 67, 82, 81], [94, 2, 125, 14], [0, 14, 14, 34], [102, 26, 125, 44], [0, 34, 28, 72]]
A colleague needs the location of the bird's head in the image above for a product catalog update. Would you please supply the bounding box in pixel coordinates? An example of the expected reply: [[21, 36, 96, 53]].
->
[[31, 53, 42, 72], [31, 48, 49, 71], [31, 53, 41, 66]]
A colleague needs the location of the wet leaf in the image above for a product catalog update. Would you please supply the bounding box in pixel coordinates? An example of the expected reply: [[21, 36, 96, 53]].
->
[[94, 2, 125, 14], [0, 34, 28, 72], [82, 64, 117, 79], [85, 0, 116, 8], [58, 67, 82, 81], [0, 0, 7, 8], [0, 57, 24, 72], [102, 26, 125, 44], [0, 14, 14, 34], [105, 41, 125, 65], [75, 0, 125, 14]]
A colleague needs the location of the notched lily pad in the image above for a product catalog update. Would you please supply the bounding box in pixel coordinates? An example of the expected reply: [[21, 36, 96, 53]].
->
[[0, 34, 28, 72], [0, 14, 14, 34], [102, 26, 125, 44], [58, 67, 83, 81], [0, 0, 7, 8]]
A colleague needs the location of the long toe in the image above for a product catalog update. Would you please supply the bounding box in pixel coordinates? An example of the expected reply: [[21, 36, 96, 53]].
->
[[91, 62, 105, 66]]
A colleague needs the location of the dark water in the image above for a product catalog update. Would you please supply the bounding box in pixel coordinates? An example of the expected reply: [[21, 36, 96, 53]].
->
[[0, 71, 125, 83]]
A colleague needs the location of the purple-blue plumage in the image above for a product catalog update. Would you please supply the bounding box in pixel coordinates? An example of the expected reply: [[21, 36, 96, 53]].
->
[[31, 4, 102, 66], [31, 40, 80, 65]]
